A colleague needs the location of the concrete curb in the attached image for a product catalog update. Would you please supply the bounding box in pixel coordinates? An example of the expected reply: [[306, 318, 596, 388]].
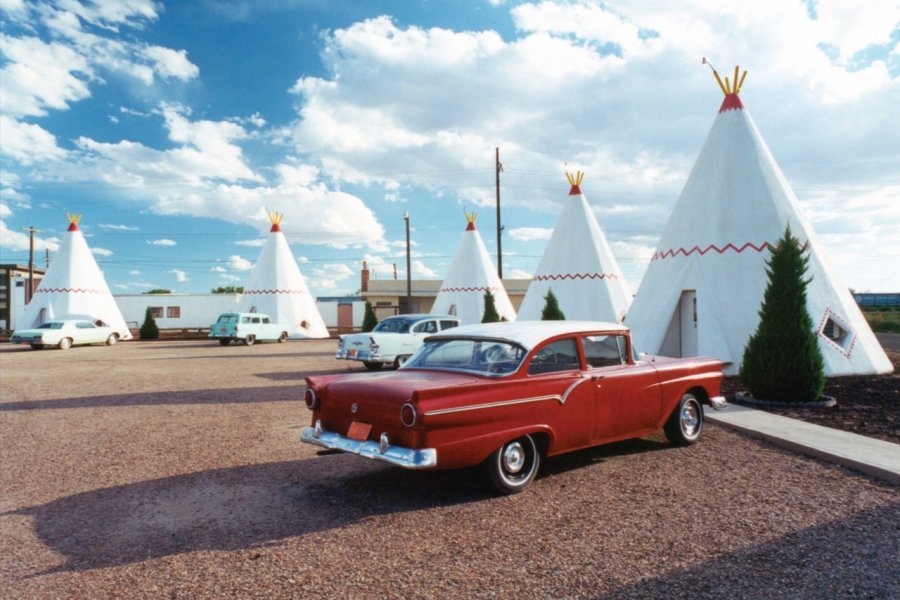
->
[[706, 404, 900, 485]]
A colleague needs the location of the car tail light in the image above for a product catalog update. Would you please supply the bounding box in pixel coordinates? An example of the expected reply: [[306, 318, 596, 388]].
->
[[305, 388, 318, 410], [337, 337, 344, 349], [400, 402, 417, 427], [369, 337, 379, 352]]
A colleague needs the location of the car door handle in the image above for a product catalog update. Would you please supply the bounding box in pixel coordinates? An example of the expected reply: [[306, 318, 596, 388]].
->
[[591, 375, 605, 382]]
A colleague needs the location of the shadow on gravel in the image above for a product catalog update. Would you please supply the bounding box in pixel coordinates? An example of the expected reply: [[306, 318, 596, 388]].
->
[[256, 368, 352, 381], [11, 458, 490, 574], [0, 386, 306, 411], [596, 500, 900, 599], [11, 438, 676, 575]]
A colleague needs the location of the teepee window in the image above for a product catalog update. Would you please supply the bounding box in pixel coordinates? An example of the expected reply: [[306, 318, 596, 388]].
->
[[817, 309, 855, 355]]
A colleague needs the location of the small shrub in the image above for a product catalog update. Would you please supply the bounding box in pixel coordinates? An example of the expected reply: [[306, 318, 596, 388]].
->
[[541, 288, 566, 321], [361, 302, 378, 332], [140, 307, 160, 340], [482, 290, 501, 323]]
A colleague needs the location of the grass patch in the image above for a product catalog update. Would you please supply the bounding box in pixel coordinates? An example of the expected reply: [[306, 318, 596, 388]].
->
[[863, 308, 900, 333]]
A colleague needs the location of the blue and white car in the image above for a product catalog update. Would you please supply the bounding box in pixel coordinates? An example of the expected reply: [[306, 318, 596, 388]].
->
[[335, 314, 461, 370], [209, 312, 289, 346]]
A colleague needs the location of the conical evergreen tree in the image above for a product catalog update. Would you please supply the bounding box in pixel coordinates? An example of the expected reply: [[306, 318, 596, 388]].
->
[[740, 225, 825, 403], [482, 289, 501, 323], [361, 301, 379, 332], [541, 288, 566, 320], [140, 307, 159, 340]]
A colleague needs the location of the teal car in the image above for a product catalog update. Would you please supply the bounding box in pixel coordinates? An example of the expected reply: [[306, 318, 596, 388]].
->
[[209, 312, 289, 346]]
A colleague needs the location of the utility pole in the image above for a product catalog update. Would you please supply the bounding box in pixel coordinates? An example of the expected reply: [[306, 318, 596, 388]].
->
[[404, 211, 411, 314], [495, 147, 503, 279], [20, 226, 44, 302]]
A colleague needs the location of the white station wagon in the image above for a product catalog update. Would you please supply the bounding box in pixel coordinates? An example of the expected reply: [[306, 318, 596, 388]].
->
[[336, 314, 461, 370]]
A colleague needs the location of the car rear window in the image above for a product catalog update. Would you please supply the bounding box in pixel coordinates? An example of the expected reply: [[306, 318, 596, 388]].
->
[[405, 338, 526, 376]]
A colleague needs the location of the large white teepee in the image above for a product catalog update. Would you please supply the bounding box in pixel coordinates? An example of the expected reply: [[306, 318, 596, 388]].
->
[[517, 171, 632, 322], [431, 211, 516, 325], [17, 213, 132, 339], [238, 212, 328, 339], [627, 66, 891, 376]]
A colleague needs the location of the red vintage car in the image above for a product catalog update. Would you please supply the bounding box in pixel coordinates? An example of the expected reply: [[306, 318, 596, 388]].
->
[[302, 321, 725, 494]]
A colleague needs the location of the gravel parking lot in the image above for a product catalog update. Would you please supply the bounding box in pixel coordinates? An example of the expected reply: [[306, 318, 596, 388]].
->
[[1, 340, 897, 599]]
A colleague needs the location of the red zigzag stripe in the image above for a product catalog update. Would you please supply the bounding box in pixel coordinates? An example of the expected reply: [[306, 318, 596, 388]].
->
[[37, 288, 105, 294], [534, 273, 619, 281], [652, 241, 772, 261], [243, 290, 308, 295], [440, 286, 499, 293]]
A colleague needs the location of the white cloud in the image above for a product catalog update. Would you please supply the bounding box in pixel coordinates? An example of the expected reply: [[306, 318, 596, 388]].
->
[[147, 238, 176, 246], [211, 266, 227, 273], [0, 116, 66, 165], [99, 223, 138, 231], [506, 268, 532, 279], [91, 247, 113, 256], [168, 268, 189, 282], [142, 46, 199, 80], [228, 255, 253, 271], [509, 227, 553, 242], [0, 203, 11, 218], [129, 269, 140, 275], [219, 273, 241, 282], [235, 238, 266, 247], [0, 220, 59, 252], [412, 260, 436, 277]]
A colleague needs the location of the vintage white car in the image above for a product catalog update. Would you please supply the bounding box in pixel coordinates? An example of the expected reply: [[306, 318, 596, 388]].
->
[[335, 314, 461, 370], [10, 320, 120, 350]]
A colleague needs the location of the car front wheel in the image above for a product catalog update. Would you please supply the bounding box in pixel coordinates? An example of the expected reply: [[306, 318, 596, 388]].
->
[[30, 344, 44, 350], [664, 393, 703, 445], [487, 434, 541, 494], [106, 333, 118, 346], [278, 332, 288, 343], [394, 355, 410, 368], [58, 338, 72, 350], [243, 335, 255, 346]]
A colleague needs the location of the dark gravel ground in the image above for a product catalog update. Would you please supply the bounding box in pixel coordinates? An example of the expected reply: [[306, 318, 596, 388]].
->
[[1, 340, 897, 599], [721, 337, 899, 445]]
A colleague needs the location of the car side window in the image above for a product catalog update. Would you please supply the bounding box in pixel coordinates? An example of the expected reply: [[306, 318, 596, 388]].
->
[[76, 322, 95, 329], [582, 335, 626, 368], [262, 317, 270, 324], [413, 321, 437, 334], [242, 317, 250, 323], [440, 320, 459, 331], [528, 338, 580, 375], [251, 317, 261, 324]]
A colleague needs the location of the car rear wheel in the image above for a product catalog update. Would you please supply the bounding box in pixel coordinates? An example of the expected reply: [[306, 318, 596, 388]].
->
[[664, 393, 703, 445], [243, 335, 255, 346], [58, 338, 72, 350], [487, 434, 541, 494], [218, 339, 231, 346], [106, 333, 118, 346], [363, 361, 383, 371], [278, 332, 288, 343]]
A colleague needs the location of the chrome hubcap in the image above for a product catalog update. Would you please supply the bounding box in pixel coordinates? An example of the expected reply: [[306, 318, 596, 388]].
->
[[503, 442, 525, 473], [682, 403, 700, 435]]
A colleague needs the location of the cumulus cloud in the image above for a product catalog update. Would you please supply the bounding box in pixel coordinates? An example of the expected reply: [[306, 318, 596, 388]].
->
[[0, 220, 59, 251], [412, 260, 437, 277], [509, 227, 553, 242], [90, 247, 113, 256], [227, 255, 253, 271], [168, 268, 189, 282], [147, 238, 176, 246]]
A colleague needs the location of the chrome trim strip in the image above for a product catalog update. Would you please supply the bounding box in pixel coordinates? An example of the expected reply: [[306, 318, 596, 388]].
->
[[423, 376, 591, 417], [301, 426, 437, 469]]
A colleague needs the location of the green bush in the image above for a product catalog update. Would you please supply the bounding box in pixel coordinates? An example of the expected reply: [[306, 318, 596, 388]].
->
[[361, 302, 379, 332], [139, 307, 160, 340], [541, 288, 566, 321], [740, 226, 825, 403], [482, 290, 501, 323]]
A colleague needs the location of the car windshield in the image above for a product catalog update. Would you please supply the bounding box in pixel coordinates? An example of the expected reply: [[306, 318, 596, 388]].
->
[[373, 318, 412, 333], [404, 338, 527, 376], [37, 322, 64, 329]]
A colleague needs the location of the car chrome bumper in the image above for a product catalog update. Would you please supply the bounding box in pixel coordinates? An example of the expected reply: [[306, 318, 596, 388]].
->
[[301, 421, 437, 469], [709, 395, 727, 410], [335, 350, 382, 362]]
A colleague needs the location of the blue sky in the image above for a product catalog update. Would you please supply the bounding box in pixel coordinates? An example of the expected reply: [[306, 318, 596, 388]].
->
[[2, 0, 898, 295]]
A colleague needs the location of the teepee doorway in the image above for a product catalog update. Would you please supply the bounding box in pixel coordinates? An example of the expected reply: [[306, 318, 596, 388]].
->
[[660, 290, 698, 358]]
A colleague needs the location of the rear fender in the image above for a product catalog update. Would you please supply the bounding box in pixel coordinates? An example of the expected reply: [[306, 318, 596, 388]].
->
[[429, 425, 555, 470]]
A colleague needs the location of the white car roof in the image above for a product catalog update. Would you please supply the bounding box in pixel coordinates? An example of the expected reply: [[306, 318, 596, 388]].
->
[[429, 320, 628, 352]]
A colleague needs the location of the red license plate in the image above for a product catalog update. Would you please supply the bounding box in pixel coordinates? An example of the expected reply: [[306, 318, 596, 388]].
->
[[347, 421, 372, 441], [348, 349, 357, 358]]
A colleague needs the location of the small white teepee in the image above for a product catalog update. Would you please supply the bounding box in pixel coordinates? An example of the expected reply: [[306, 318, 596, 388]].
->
[[238, 212, 328, 339], [431, 211, 516, 325], [626, 66, 891, 376], [17, 213, 132, 339], [517, 171, 632, 322]]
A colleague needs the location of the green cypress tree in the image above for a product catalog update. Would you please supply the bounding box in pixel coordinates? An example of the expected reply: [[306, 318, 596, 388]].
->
[[139, 307, 160, 340], [740, 225, 825, 403], [482, 289, 500, 323], [361, 301, 379, 332], [541, 288, 566, 320]]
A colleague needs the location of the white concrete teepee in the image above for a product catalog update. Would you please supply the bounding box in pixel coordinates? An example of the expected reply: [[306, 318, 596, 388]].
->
[[517, 171, 632, 322], [431, 211, 516, 325], [238, 212, 328, 339], [17, 213, 132, 339], [626, 65, 891, 376]]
